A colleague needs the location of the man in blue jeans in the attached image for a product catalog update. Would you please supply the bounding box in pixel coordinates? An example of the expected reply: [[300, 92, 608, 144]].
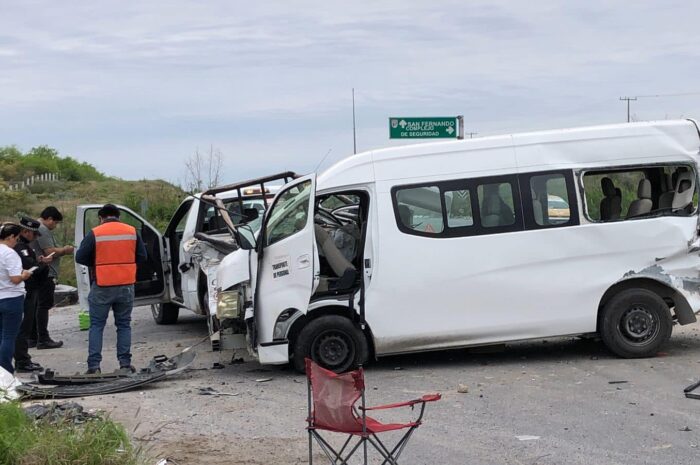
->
[[75, 204, 147, 374]]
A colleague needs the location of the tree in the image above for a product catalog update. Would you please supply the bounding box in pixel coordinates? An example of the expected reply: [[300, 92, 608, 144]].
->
[[184, 145, 223, 192]]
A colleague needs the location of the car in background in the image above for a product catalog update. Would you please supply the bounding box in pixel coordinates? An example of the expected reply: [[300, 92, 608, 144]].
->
[[548, 194, 571, 223]]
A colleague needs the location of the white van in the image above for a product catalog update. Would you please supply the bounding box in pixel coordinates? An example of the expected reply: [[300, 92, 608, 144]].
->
[[74, 173, 294, 347], [212, 120, 700, 371]]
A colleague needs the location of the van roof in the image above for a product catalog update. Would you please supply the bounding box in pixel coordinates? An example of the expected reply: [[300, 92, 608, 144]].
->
[[318, 120, 700, 191]]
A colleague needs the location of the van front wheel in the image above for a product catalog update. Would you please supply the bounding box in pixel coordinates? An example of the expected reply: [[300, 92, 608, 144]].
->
[[599, 289, 672, 358], [293, 315, 368, 373]]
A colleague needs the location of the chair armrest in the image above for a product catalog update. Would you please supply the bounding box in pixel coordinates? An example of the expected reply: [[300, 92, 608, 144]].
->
[[359, 393, 441, 411]]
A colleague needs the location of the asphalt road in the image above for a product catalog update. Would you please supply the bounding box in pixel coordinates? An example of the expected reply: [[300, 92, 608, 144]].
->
[[17, 304, 700, 465]]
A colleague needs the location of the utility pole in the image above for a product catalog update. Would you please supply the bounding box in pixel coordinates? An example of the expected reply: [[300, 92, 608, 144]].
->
[[466, 132, 478, 139], [352, 88, 357, 154], [619, 96, 637, 122]]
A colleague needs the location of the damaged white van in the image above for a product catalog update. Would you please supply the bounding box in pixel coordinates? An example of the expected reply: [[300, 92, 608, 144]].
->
[[74, 173, 294, 348], [213, 119, 700, 371]]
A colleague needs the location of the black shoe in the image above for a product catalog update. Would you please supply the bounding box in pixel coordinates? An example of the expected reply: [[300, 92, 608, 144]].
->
[[27, 339, 37, 349], [119, 365, 136, 373], [85, 367, 101, 375], [37, 339, 63, 350], [15, 362, 43, 373]]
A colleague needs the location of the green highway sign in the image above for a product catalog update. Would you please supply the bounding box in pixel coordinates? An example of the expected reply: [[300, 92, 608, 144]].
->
[[389, 116, 463, 139]]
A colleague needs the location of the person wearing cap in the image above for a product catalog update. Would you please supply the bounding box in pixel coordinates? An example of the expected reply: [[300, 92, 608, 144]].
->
[[13, 217, 52, 372], [75, 204, 147, 374], [33, 206, 73, 349], [0, 223, 33, 374]]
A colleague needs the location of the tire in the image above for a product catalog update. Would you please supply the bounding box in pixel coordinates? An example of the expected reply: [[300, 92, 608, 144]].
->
[[151, 302, 180, 325], [293, 315, 369, 373], [599, 289, 672, 358]]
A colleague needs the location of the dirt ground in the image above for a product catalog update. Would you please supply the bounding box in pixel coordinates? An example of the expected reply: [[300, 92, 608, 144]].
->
[[15, 304, 700, 465]]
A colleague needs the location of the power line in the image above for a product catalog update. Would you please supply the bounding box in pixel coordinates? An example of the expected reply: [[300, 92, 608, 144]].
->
[[619, 96, 637, 122], [619, 91, 700, 122], [634, 91, 700, 99]]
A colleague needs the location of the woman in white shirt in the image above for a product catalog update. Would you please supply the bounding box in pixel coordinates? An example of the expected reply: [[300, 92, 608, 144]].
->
[[0, 223, 32, 374]]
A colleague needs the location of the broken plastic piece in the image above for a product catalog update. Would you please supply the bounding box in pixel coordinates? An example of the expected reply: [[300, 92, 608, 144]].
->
[[17, 351, 196, 399], [684, 378, 700, 400]]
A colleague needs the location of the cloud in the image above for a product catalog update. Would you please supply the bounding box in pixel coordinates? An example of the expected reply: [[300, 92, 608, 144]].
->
[[0, 1, 699, 180]]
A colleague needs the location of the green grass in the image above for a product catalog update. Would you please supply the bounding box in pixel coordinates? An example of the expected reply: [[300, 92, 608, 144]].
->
[[0, 402, 146, 465], [0, 178, 185, 287]]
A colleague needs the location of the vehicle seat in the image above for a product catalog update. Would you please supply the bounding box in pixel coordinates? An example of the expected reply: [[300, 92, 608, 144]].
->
[[315, 225, 357, 289], [627, 179, 653, 218], [398, 205, 413, 227], [599, 177, 621, 220], [672, 171, 695, 211], [531, 190, 544, 225], [658, 173, 676, 210], [481, 194, 513, 227]]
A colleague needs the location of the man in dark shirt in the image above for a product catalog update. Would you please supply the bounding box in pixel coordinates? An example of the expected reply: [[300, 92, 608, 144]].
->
[[13, 217, 52, 372]]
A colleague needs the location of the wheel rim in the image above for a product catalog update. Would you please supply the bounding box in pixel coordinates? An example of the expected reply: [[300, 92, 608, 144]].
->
[[151, 304, 159, 320], [311, 330, 355, 372], [619, 305, 659, 346]]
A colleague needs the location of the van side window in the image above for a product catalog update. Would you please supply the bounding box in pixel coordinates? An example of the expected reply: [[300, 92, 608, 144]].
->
[[582, 165, 697, 221], [395, 186, 444, 234], [477, 182, 515, 227], [444, 190, 474, 227], [530, 174, 570, 226]]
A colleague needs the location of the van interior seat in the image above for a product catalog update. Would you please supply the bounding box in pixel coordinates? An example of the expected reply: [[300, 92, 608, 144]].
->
[[315, 225, 356, 289], [599, 177, 621, 220], [531, 189, 544, 225], [659, 172, 679, 209], [627, 179, 653, 218], [672, 171, 695, 211], [398, 204, 413, 227], [481, 194, 513, 227]]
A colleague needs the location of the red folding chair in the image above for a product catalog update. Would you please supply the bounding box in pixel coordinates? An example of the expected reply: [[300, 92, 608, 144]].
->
[[305, 358, 441, 464]]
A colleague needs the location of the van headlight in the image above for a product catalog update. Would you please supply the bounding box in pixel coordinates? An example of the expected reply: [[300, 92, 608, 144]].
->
[[216, 290, 240, 320]]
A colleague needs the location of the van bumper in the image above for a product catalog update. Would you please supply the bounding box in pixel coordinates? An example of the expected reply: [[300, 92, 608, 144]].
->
[[258, 341, 289, 365]]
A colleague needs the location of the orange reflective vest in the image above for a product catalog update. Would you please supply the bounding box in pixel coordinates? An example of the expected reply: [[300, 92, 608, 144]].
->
[[93, 221, 137, 287]]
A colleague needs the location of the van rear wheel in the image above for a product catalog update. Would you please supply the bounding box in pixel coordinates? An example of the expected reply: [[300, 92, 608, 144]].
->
[[293, 315, 368, 373], [151, 302, 180, 325], [599, 289, 672, 358]]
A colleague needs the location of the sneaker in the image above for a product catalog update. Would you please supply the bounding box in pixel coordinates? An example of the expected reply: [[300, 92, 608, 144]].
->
[[15, 361, 43, 373], [85, 367, 101, 375], [27, 339, 37, 349], [119, 365, 136, 374], [37, 339, 63, 350]]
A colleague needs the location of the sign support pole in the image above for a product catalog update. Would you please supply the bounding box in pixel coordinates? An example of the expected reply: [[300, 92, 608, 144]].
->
[[457, 115, 464, 140]]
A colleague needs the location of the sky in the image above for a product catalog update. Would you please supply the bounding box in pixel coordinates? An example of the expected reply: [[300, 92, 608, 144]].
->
[[1, 0, 700, 184]]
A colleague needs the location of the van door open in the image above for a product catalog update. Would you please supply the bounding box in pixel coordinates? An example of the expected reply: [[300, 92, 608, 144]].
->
[[253, 175, 317, 362], [75, 205, 169, 310]]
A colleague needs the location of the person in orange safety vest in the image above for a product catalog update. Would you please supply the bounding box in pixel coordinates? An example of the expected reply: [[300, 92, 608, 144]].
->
[[75, 204, 147, 374]]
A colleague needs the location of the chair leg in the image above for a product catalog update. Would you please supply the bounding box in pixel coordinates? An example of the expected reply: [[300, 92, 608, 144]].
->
[[366, 436, 399, 465], [311, 431, 362, 465], [363, 436, 368, 465], [308, 430, 313, 465], [312, 432, 345, 464], [373, 426, 418, 465], [391, 428, 417, 463]]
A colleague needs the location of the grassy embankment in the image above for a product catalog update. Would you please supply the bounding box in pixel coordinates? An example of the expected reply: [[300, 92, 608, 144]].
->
[[0, 178, 184, 287], [0, 402, 145, 465]]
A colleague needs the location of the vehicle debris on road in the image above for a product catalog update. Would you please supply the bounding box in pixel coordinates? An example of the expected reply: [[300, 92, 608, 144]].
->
[[23, 401, 97, 424]]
